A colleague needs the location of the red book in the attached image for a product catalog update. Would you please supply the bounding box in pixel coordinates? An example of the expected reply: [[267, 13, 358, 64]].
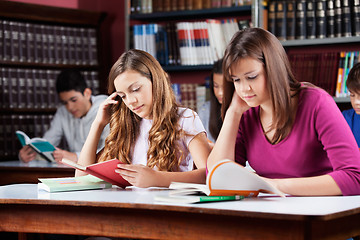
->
[[61, 158, 131, 188]]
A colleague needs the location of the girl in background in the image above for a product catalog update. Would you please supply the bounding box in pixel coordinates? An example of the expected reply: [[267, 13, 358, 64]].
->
[[198, 59, 224, 144]]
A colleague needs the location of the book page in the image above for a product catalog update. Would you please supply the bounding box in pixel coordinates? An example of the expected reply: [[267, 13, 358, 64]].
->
[[207, 159, 285, 197]]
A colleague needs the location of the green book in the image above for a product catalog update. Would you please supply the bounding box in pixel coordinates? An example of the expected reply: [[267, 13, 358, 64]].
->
[[154, 195, 244, 204], [38, 175, 112, 193]]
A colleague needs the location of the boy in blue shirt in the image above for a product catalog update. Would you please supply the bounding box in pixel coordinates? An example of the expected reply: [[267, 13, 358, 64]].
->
[[342, 62, 360, 148]]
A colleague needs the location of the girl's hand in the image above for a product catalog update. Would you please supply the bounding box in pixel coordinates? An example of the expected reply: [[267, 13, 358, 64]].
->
[[115, 164, 161, 188], [228, 91, 250, 115], [94, 92, 119, 127]]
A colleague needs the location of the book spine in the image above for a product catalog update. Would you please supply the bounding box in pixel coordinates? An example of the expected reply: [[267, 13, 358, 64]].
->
[[18, 22, 27, 62], [306, 0, 316, 39], [9, 21, 20, 62], [268, 1, 276, 36], [315, 0, 326, 39], [34, 24, 43, 63], [0, 20, 3, 61], [342, 0, 352, 37], [295, 0, 306, 39], [25, 23, 35, 63], [275, 0, 287, 41], [286, 0, 296, 40], [353, 0, 360, 36], [326, 0, 335, 38], [334, 0, 342, 37], [46, 25, 55, 64], [17, 69, 26, 109], [3, 20, 11, 61], [9, 68, 17, 109]]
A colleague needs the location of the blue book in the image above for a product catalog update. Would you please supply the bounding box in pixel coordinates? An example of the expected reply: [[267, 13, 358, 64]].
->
[[16, 130, 56, 162]]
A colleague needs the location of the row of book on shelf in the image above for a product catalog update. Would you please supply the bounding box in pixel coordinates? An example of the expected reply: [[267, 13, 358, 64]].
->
[[288, 50, 360, 98], [0, 68, 100, 109], [0, 114, 53, 158], [268, 0, 360, 41], [132, 18, 250, 66], [130, 0, 252, 14], [172, 80, 210, 113], [0, 20, 98, 65]]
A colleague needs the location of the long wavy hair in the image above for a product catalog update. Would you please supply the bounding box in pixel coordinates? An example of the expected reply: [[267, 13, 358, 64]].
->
[[222, 28, 302, 144], [98, 49, 184, 171], [209, 59, 223, 140]]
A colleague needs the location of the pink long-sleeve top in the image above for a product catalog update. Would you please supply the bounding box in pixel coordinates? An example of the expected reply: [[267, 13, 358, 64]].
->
[[235, 87, 360, 196]]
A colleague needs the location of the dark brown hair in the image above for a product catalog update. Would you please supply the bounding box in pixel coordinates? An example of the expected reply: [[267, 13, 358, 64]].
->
[[209, 59, 223, 140], [222, 28, 301, 144]]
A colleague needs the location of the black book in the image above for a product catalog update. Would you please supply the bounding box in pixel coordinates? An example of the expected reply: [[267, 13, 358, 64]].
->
[[342, 0, 352, 37], [353, 0, 360, 36], [286, 0, 296, 40], [315, 0, 326, 38], [268, 1, 276, 35], [306, 0, 316, 39], [326, 0, 335, 38], [275, 0, 287, 40], [334, 0, 342, 37], [295, 0, 306, 39]]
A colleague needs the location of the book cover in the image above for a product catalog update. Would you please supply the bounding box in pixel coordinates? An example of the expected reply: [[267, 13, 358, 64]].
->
[[155, 194, 244, 204], [61, 158, 131, 189], [38, 174, 112, 193], [169, 159, 285, 198], [15, 130, 55, 162]]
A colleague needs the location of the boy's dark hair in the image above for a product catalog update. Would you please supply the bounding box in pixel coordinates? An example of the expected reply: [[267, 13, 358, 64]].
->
[[56, 69, 87, 94], [347, 62, 360, 93]]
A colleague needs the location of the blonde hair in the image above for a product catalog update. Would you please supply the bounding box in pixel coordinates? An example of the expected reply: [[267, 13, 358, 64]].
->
[[98, 49, 185, 171], [222, 28, 301, 144]]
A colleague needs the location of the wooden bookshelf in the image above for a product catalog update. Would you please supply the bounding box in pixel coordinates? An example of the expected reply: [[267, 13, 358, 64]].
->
[[0, 1, 106, 160]]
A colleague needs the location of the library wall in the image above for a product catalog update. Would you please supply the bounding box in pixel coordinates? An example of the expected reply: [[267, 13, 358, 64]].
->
[[8, 0, 126, 70]]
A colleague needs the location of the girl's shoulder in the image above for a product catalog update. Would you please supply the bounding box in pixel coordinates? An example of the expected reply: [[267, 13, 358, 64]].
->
[[299, 85, 333, 105], [178, 107, 198, 118]]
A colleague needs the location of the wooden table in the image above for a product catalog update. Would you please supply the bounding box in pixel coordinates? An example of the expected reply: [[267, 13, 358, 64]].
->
[[0, 184, 359, 240], [0, 160, 74, 185]]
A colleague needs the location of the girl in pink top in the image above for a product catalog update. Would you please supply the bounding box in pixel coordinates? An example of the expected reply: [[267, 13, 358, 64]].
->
[[207, 28, 360, 196]]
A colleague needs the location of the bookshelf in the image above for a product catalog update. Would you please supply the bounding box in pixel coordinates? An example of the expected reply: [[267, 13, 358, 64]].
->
[[264, 0, 360, 106], [125, 0, 255, 111], [0, 1, 106, 160]]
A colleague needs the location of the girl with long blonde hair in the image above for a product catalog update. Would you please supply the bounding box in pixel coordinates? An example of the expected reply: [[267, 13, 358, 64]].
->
[[76, 49, 210, 187]]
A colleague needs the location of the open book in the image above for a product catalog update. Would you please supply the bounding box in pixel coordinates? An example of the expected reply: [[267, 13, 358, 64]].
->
[[61, 158, 131, 188], [169, 159, 285, 198], [16, 130, 56, 162]]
